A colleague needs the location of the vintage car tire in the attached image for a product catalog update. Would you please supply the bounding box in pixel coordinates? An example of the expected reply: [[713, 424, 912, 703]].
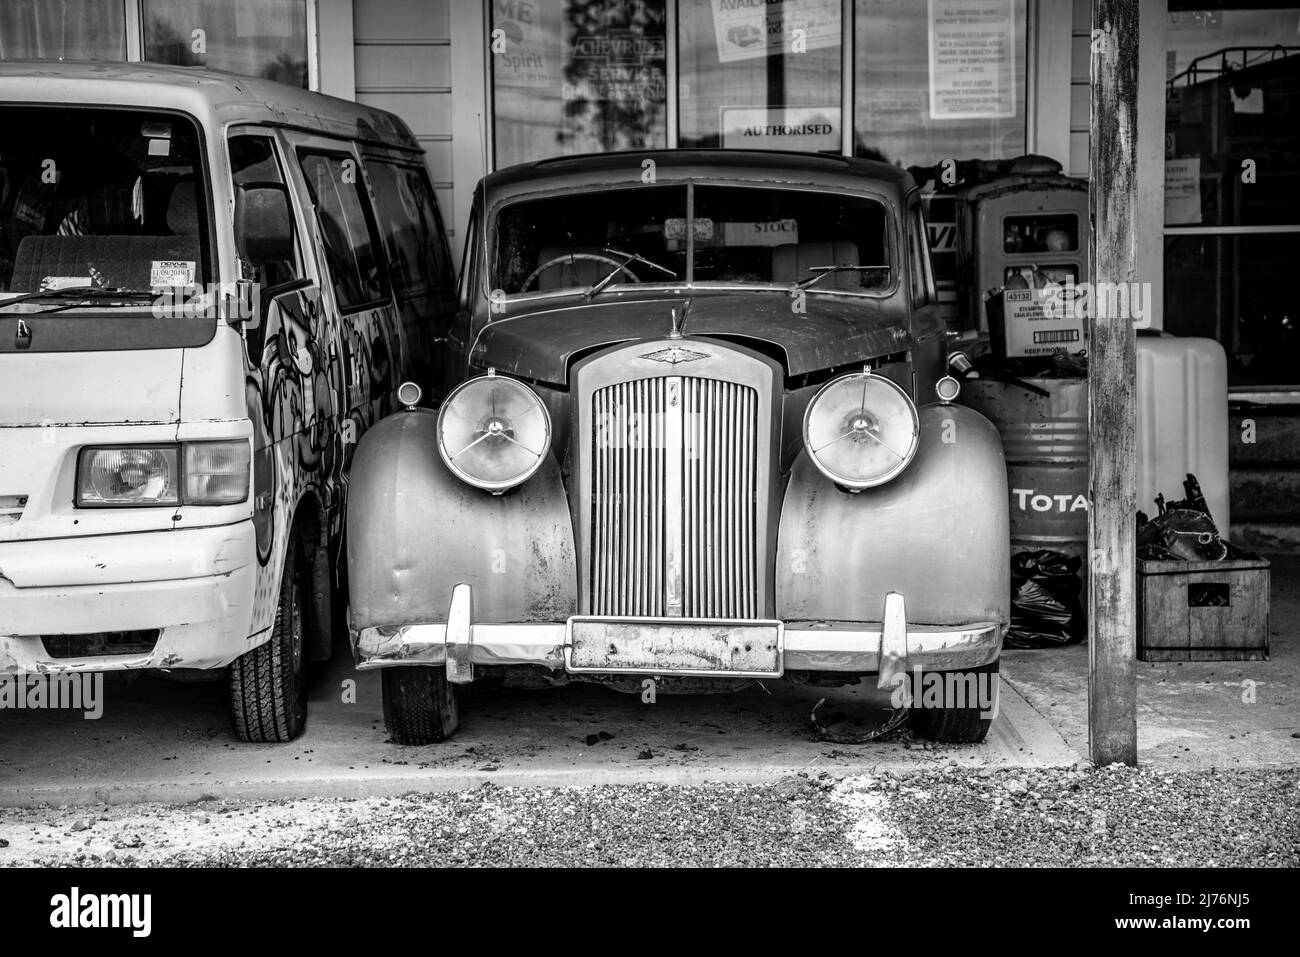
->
[[382, 667, 459, 745], [909, 661, 1000, 744], [229, 531, 310, 742]]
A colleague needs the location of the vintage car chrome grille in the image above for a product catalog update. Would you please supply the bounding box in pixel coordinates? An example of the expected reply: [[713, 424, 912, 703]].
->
[[590, 376, 759, 618]]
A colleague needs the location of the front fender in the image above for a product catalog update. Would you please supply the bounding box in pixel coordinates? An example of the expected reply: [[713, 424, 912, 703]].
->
[[777, 403, 1010, 627], [346, 409, 577, 632]]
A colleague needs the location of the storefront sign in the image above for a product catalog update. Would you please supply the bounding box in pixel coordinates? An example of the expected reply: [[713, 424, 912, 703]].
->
[[928, 0, 1016, 120], [710, 0, 841, 64], [1164, 157, 1202, 225], [720, 106, 840, 152]]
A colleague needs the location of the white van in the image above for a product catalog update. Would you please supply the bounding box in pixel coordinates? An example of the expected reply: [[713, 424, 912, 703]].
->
[[0, 63, 455, 741]]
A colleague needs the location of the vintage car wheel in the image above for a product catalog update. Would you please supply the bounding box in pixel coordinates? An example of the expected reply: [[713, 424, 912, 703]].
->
[[382, 666, 459, 745], [909, 661, 999, 744], [229, 531, 310, 742]]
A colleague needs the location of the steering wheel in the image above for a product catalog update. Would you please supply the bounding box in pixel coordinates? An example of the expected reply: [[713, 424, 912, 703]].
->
[[521, 253, 639, 292]]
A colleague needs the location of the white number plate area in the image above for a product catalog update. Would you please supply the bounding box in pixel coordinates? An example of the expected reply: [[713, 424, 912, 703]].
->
[[567, 618, 783, 677]]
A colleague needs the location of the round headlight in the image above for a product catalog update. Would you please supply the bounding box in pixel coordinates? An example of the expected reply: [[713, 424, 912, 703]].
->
[[437, 373, 551, 492], [802, 372, 920, 489]]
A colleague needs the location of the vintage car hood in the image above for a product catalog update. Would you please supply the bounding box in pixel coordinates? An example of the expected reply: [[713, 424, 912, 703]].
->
[[471, 293, 916, 385]]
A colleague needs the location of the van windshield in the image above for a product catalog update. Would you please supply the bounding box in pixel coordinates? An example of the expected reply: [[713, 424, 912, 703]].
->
[[0, 106, 211, 316]]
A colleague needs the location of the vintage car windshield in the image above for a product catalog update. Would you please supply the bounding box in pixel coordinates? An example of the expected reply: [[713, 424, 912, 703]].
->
[[0, 106, 212, 318], [491, 183, 891, 297]]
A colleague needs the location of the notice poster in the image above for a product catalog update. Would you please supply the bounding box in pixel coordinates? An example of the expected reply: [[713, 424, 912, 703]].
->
[[710, 0, 841, 64], [1164, 157, 1203, 225], [928, 0, 1016, 120], [493, 0, 556, 89], [720, 106, 841, 152]]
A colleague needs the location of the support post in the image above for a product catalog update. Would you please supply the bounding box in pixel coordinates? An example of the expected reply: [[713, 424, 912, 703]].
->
[[1087, 0, 1140, 766]]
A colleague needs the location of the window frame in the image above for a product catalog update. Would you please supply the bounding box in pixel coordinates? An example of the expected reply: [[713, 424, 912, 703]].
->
[[0, 1, 322, 91], [487, 0, 1033, 169]]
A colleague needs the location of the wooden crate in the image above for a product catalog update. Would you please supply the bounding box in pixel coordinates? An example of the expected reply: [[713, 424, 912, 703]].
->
[[1137, 558, 1270, 661]]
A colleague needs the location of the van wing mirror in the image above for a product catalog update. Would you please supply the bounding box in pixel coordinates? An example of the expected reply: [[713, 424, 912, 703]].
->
[[235, 183, 294, 269]]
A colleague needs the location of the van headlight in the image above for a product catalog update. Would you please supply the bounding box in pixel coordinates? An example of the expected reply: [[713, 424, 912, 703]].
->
[[76, 441, 250, 507], [437, 372, 551, 493], [802, 372, 920, 490]]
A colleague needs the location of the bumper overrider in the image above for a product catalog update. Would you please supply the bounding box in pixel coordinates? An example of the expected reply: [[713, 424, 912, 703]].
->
[[352, 583, 1003, 687]]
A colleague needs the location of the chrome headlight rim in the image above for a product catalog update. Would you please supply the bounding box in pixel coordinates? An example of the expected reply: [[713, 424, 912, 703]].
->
[[436, 372, 552, 493], [802, 371, 920, 490]]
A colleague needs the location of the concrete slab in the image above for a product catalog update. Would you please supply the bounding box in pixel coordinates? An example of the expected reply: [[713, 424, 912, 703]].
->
[[0, 654, 1078, 807], [1003, 555, 1300, 768], [13, 557, 1288, 807]]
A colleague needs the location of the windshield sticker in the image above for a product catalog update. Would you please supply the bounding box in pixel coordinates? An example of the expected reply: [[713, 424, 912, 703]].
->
[[722, 220, 799, 247], [150, 260, 196, 287], [40, 276, 92, 291]]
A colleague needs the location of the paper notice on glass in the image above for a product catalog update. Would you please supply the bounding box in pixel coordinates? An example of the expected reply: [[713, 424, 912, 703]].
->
[[928, 0, 1016, 120], [711, 0, 841, 64], [720, 106, 840, 152], [1164, 157, 1202, 225]]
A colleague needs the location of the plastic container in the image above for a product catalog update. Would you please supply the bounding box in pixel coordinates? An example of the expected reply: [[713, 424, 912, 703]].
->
[[1136, 336, 1230, 530]]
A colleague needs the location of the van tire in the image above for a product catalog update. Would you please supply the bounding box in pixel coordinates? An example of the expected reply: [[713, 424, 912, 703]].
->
[[382, 667, 458, 745], [229, 531, 310, 742], [910, 661, 999, 744]]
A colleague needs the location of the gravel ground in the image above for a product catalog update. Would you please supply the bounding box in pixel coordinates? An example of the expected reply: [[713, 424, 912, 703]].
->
[[2, 765, 1296, 867]]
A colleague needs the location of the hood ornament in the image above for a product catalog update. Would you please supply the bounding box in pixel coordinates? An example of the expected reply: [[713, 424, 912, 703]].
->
[[642, 345, 709, 365], [15, 319, 31, 350]]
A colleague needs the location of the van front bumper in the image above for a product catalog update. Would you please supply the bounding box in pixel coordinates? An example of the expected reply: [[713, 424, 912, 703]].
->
[[0, 522, 260, 673], [352, 584, 1003, 683]]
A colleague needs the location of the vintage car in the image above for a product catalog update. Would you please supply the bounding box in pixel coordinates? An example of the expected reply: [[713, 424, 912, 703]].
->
[[346, 149, 1010, 745]]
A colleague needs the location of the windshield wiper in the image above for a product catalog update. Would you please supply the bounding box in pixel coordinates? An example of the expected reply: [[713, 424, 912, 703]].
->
[[584, 246, 677, 300], [795, 264, 891, 291], [0, 287, 158, 316]]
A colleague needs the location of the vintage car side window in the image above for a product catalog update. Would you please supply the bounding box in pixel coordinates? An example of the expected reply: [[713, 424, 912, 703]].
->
[[458, 210, 479, 311], [492, 186, 687, 295], [908, 202, 932, 307], [364, 159, 452, 305], [228, 133, 303, 289], [297, 150, 388, 312]]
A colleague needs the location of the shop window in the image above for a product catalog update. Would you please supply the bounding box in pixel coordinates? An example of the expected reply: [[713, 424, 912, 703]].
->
[[853, 0, 1026, 167], [491, 0, 669, 168], [0, 0, 126, 60], [1163, 3, 1300, 387], [678, 0, 842, 151], [143, 0, 308, 88], [364, 160, 453, 305], [297, 151, 387, 312]]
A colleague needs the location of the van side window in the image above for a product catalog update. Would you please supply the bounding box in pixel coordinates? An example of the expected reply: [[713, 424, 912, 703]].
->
[[297, 151, 387, 312], [364, 160, 452, 305], [228, 133, 301, 289]]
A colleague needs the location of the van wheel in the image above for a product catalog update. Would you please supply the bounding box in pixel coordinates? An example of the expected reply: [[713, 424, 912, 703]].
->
[[230, 531, 310, 742], [910, 661, 999, 744], [382, 667, 458, 745]]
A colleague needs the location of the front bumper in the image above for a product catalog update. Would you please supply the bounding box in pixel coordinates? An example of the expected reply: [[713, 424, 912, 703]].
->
[[0, 522, 260, 673], [353, 584, 1004, 683]]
